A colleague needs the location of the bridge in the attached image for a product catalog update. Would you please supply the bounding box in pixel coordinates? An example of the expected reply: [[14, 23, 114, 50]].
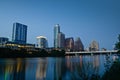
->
[[65, 50, 118, 55]]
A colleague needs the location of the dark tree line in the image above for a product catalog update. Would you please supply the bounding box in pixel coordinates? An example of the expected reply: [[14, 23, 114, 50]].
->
[[0, 48, 65, 58], [115, 34, 120, 53]]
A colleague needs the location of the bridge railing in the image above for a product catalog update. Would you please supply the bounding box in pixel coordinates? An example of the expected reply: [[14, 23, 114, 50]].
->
[[66, 50, 118, 54]]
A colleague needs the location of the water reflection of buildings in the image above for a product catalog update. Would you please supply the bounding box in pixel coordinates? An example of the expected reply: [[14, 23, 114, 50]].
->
[[0, 55, 116, 80], [36, 59, 47, 80], [92, 55, 100, 74], [0, 59, 25, 80], [46, 58, 55, 80], [46, 58, 66, 80], [65, 55, 100, 79], [112, 54, 119, 61], [55, 58, 63, 80], [14, 59, 25, 80], [66, 56, 72, 71]]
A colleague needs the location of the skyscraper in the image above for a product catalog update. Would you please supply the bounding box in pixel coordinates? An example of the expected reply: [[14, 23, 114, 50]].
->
[[65, 37, 74, 51], [36, 36, 48, 48], [58, 32, 65, 48], [89, 40, 99, 51], [74, 37, 84, 51], [54, 24, 60, 48], [12, 22, 27, 44]]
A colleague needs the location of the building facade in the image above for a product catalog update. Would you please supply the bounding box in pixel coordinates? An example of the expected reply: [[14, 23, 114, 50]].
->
[[54, 24, 60, 48], [65, 37, 74, 51], [12, 22, 27, 44], [58, 32, 65, 48], [0, 37, 9, 47], [36, 36, 48, 48], [74, 37, 84, 51], [5, 41, 35, 50], [89, 40, 99, 51]]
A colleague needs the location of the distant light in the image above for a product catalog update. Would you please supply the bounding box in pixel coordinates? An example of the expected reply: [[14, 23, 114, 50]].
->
[[55, 24, 59, 27], [36, 36, 47, 39]]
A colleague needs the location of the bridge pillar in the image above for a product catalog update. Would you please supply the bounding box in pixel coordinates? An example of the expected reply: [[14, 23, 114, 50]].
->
[[75, 53, 78, 56], [90, 52, 93, 56], [110, 52, 111, 55]]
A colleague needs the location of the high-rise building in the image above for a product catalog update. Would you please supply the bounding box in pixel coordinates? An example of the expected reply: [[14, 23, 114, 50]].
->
[[65, 37, 74, 51], [0, 37, 9, 47], [89, 40, 99, 51], [58, 32, 65, 48], [12, 22, 27, 44], [74, 37, 84, 51], [54, 24, 60, 48], [36, 36, 48, 48]]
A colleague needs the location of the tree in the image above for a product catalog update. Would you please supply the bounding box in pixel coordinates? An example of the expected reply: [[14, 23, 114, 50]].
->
[[118, 34, 120, 42], [115, 34, 120, 53], [115, 42, 120, 50]]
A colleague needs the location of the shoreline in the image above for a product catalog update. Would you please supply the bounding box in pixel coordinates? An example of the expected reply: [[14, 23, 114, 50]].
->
[[0, 47, 65, 58]]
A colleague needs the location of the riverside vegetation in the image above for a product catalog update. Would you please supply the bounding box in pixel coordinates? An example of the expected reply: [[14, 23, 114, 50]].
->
[[0, 47, 65, 58], [115, 34, 120, 53], [88, 34, 120, 80]]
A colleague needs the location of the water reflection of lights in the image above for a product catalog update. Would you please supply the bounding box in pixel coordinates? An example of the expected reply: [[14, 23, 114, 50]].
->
[[112, 54, 119, 61], [3, 59, 25, 80], [65, 55, 100, 79], [0, 54, 119, 80], [36, 59, 47, 80]]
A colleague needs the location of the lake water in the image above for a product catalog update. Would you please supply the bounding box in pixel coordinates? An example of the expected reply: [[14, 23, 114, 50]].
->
[[0, 54, 119, 80]]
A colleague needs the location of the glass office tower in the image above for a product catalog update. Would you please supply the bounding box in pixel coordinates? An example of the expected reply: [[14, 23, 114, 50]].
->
[[54, 24, 60, 48], [12, 22, 27, 44], [58, 32, 65, 48]]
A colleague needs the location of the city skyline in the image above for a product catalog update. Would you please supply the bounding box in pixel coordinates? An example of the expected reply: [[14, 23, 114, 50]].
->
[[0, 22, 84, 51], [0, 0, 120, 50]]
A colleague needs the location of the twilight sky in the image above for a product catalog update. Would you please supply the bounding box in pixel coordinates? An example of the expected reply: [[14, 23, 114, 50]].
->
[[0, 0, 120, 50]]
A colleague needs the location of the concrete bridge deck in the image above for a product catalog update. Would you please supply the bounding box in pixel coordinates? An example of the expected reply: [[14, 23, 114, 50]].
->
[[65, 50, 118, 55]]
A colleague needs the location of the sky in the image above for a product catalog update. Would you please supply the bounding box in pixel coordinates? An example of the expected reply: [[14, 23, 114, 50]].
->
[[0, 0, 120, 50]]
